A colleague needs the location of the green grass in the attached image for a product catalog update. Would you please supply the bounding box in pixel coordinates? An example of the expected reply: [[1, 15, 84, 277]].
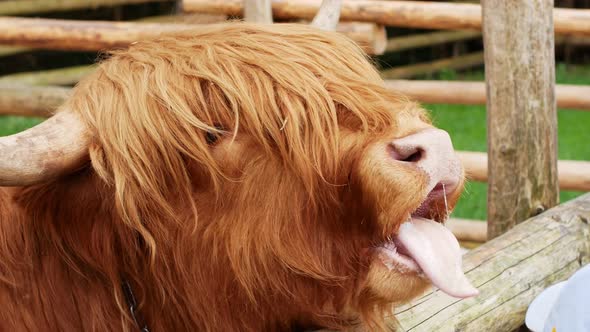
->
[[0, 116, 43, 136], [427, 64, 590, 220], [1, 64, 588, 221]]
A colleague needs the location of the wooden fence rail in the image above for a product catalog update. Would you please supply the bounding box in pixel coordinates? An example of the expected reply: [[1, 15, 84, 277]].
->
[[459, 151, 590, 192], [380, 52, 484, 79], [0, 14, 230, 58], [385, 30, 481, 53], [385, 80, 590, 111], [0, 17, 385, 55], [446, 218, 487, 243], [0, 46, 28, 57], [0, 66, 95, 86], [0, 85, 69, 117], [183, 0, 590, 37]]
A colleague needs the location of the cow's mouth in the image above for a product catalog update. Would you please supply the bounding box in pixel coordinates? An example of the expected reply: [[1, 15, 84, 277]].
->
[[375, 184, 478, 299]]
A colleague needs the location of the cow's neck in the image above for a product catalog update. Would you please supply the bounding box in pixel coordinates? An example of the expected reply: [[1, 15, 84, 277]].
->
[[0, 170, 149, 330], [0, 170, 365, 331], [0, 169, 228, 330]]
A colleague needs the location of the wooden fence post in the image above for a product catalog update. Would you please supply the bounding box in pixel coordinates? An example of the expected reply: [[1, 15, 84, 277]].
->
[[244, 0, 273, 23], [483, 1, 558, 239]]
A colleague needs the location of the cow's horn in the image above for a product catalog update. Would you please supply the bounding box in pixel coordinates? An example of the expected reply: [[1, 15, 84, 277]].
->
[[0, 110, 90, 186], [311, 0, 342, 31]]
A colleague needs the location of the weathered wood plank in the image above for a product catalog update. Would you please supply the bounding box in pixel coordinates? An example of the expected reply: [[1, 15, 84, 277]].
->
[[0, 17, 384, 55], [380, 52, 484, 79], [385, 30, 481, 53], [184, 0, 482, 30], [244, 0, 273, 23], [0, 18, 196, 51], [310, 0, 342, 31], [458, 151, 590, 192], [0, 45, 28, 57], [483, 1, 558, 239], [384, 31, 590, 56], [0, 14, 228, 59], [446, 218, 487, 243], [182, 0, 590, 37], [0, 65, 96, 86], [0, 85, 70, 117], [384, 80, 590, 111], [336, 22, 386, 55]]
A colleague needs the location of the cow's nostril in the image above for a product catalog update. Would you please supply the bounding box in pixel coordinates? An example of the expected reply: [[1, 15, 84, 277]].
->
[[389, 143, 424, 163], [403, 149, 423, 163]]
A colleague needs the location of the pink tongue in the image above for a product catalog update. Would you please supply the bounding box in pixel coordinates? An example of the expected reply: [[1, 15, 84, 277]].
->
[[397, 217, 479, 298]]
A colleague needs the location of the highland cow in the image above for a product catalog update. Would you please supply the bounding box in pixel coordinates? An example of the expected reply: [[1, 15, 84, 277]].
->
[[0, 17, 477, 332]]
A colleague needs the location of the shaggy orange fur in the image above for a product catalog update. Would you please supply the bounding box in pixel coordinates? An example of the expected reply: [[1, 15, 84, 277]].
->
[[0, 23, 461, 331]]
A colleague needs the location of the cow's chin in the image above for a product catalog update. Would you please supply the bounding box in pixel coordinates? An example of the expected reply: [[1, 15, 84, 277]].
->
[[360, 184, 464, 305], [363, 219, 436, 304], [365, 256, 431, 304]]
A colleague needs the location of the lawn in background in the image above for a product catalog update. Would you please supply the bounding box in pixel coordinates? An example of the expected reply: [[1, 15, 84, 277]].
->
[[0, 64, 588, 220], [0, 116, 42, 136], [427, 64, 590, 220]]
